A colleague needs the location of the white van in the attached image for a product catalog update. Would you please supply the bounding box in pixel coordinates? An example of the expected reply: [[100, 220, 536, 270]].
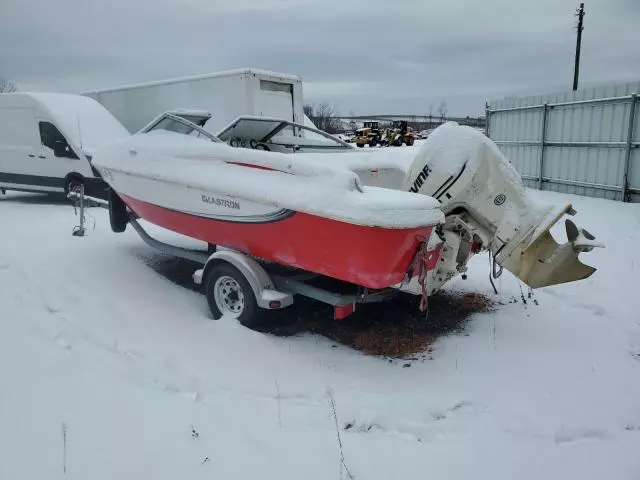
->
[[0, 92, 129, 198]]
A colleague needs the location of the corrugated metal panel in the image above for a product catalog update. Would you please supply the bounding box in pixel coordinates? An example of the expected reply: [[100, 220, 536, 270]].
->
[[489, 109, 542, 142], [542, 146, 624, 199], [546, 101, 630, 143], [500, 144, 541, 178], [488, 81, 640, 202], [490, 81, 640, 110], [629, 149, 640, 192], [634, 103, 640, 141]]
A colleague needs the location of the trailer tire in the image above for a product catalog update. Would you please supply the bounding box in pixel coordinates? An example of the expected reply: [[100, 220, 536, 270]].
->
[[356, 143, 365, 148], [108, 188, 128, 233], [205, 262, 263, 329], [64, 175, 84, 196]]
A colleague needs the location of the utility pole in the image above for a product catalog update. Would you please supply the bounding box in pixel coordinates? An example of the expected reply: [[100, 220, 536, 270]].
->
[[572, 2, 585, 91]]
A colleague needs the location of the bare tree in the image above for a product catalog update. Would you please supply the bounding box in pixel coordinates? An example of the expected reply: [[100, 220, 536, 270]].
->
[[437, 101, 448, 123], [303, 102, 342, 133], [0, 77, 17, 93], [303, 104, 314, 118], [427, 103, 434, 128]]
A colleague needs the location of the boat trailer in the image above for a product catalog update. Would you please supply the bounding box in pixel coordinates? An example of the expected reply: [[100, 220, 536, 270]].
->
[[68, 189, 399, 328]]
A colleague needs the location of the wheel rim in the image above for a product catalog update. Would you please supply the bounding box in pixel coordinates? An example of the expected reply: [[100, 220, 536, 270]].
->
[[213, 275, 245, 318], [67, 181, 80, 193]]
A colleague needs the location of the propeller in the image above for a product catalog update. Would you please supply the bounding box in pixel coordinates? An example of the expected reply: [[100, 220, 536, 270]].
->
[[565, 219, 604, 253]]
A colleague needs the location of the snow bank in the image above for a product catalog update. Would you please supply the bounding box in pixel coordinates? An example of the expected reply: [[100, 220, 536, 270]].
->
[[1, 188, 640, 480], [93, 131, 444, 228]]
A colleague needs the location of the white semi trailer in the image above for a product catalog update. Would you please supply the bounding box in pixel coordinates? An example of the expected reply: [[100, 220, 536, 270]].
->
[[82, 69, 305, 135]]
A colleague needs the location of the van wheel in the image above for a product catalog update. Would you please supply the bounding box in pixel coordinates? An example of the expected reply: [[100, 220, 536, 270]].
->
[[64, 176, 83, 196], [205, 263, 263, 329], [108, 189, 128, 233], [253, 143, 271, 151]]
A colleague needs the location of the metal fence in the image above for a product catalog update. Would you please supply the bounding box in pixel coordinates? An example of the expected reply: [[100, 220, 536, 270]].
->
[[486, 81, 640, 202]]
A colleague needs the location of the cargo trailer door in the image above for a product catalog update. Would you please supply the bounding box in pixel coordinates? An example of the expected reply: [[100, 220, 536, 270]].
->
[[255, 80, 294, 122]]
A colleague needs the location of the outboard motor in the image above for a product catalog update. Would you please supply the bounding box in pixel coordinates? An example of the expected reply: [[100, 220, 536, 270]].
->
[[403, 122, 602, 290]]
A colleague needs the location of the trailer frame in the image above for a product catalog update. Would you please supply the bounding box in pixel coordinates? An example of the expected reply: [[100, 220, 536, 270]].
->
[[69, 190, 400, 326]]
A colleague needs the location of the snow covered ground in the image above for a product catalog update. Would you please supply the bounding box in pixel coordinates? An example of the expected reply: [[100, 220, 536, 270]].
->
[[1, 175, 640, 479]]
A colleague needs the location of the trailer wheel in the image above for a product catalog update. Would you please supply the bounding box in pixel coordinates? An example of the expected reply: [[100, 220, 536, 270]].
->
[[108, 188, 128, 233], [356, 143, 365, 148], [64, 175, 84, 196], [205, 263, 263, 329]]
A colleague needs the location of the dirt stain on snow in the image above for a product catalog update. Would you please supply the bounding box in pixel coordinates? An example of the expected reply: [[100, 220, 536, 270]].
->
[[259, 291, 495, 358], [140, 252, 496, 358]]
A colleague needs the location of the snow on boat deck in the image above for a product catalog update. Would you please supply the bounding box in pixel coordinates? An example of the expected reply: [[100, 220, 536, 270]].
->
[[1, 182, 640, 479], [92, 132, 444, 228]]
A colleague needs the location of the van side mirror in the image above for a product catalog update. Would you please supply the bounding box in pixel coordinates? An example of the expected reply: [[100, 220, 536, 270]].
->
[[54, 140, 67, 157]]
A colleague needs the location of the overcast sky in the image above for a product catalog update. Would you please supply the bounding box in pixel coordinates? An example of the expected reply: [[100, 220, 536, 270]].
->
[[2, 0, 638, 116]]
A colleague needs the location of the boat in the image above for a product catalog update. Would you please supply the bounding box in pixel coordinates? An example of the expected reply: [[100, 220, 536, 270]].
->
[[91, 112, 445, 291], [90, 112, 602, 326]]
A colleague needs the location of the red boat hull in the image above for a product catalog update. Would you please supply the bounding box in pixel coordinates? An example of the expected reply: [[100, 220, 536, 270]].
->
[[121, 195, 434, 289]]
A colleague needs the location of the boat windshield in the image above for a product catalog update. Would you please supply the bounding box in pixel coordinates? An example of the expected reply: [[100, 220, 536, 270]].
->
[[217, 116, 352, 152], [141, 113, 223, 143]]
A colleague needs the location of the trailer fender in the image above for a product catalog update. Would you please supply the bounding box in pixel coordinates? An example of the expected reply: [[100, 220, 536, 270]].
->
[[194, 249, 293, 309]]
